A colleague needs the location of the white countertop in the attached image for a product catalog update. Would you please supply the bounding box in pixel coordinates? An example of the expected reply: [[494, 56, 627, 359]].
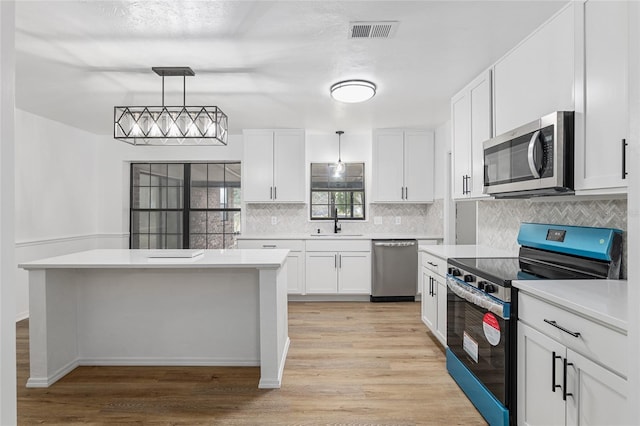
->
[[418, 244, 517, 259], [236, 233, 443, 241], [19, 249, 289, 270], [514, 279, 628, 332]]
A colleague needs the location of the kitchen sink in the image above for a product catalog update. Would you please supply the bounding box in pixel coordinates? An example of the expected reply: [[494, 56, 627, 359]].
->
[[309, 233, 364, 237]]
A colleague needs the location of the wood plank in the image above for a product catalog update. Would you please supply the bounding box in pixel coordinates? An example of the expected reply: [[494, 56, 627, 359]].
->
[[17, 301, 486, 425]]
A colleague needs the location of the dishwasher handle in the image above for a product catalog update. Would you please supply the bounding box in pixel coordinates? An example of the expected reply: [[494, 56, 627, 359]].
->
[[373, 241, 417, 248]]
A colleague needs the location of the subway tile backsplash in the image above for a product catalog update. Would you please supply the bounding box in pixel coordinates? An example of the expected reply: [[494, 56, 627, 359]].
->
[[477, 198, 628, 278], [244, 199, 444, 236]]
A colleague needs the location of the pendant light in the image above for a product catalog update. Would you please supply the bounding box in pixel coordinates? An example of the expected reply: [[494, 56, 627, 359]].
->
[[335, 130, 345, 176], [114, 66, 228, 146]]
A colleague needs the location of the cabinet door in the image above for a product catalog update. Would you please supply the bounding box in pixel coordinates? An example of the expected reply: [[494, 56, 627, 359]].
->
[[493, 4, 575, 135], [305, 252, 338, 294], [338, 252, 371, 294], [451, 91, 471, 199], [517, 323, 566, 426], [273, 130, 306, 202], [565, 349, 627, 426], [373, 130, 405, 202], [469, 70, 492, 198], [435, 277, 447, 346], [575, 0, 628, 192], [422, 269, 437, 332], [286, 252, 305, 295], [243, 131, 274, 202], [404, 131, 434, 202]]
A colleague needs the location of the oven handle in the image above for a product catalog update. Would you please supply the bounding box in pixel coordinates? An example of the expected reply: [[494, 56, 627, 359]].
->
[[527, 130, 542, 179], [446, 275, 508, 319]]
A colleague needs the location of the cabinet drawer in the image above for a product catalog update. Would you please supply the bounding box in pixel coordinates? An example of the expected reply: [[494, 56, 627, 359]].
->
[[305, 239, 370, 252], [421, 252, 446, 277], [518, 292, 626, 377], [237, 239, 304, 251]]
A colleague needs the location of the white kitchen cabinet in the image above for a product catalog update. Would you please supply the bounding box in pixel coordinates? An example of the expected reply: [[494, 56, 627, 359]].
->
[[305, 240, 371, 295], [420, 251, 447, 346], [243, 129, 305, 203], [493, 4, 575, 135], [574, 0, 629, 193], [451, 69, 492, 200], [517, 292, 627, 426], [236, 239, 305, 294], [452, 71, 492, 200], [372, 129, 434, 203]]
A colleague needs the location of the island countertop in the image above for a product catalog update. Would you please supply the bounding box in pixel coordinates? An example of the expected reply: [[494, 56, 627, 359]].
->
[[19, 248, 289, 270]]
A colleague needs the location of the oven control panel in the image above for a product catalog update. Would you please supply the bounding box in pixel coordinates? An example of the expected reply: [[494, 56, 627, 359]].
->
[[447, 266, 511, 303]]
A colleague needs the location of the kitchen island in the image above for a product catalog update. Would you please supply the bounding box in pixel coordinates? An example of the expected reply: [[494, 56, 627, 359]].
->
[[19, 249, 290, 389]]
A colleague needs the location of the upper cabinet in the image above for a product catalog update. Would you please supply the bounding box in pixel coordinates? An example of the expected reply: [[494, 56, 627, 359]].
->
[[451, 69, 492, 200], [372, 129, 434, 203], [493, 4, 575, 136], [243, 129, 306, 203], [574, 0, 629, 193]]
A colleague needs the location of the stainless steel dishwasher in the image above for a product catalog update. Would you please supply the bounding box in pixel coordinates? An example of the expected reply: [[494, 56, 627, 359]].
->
[[371, 239, 418, 302]]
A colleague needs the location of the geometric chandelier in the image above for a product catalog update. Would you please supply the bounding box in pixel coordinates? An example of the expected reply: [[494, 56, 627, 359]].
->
[[114, 66, 228, 146]]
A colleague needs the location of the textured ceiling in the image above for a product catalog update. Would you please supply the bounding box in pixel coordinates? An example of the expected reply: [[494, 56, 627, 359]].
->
[[15, 1, 568, 135]]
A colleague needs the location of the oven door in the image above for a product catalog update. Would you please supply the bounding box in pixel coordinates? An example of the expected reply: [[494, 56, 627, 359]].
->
[[446, 275, 511, 406]]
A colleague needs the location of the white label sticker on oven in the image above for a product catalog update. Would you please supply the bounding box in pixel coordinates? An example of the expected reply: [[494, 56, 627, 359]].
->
[[463, 331, 479, 363], [483, 313, 501, 346]]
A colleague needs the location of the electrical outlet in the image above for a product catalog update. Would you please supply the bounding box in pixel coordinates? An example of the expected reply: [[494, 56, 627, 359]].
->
[[374, 216, 382, 225], [271, 216, 277, 225], [395, 216, 401, 225]]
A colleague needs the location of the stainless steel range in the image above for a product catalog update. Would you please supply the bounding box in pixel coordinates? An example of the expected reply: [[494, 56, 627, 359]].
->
[[445, 223, 623, 426]]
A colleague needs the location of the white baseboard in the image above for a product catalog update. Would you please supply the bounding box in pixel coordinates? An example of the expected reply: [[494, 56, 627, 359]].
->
[[16, 310, 29, 322], [26, 359, 79, 388], [78, 357, 260, 367]]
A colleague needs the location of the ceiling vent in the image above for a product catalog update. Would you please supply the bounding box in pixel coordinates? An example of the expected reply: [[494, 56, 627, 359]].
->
[[349, 21, 398, 39]]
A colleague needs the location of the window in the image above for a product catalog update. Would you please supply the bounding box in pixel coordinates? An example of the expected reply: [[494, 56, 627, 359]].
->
[[130, 163, 241, 249], [310, 163, 365, 220]]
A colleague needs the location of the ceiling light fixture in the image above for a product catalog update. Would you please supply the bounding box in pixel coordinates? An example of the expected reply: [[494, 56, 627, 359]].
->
[[330, 80, 376, 103], [114, 66, 228, 146], [335, 130, 345, 176]]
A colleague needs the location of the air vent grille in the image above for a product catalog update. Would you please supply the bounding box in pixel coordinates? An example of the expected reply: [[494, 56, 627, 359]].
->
[[349, 21, 398, 39]]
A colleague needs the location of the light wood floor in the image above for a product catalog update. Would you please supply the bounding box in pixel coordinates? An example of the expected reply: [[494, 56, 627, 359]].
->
[[17, 302, 486, 425]]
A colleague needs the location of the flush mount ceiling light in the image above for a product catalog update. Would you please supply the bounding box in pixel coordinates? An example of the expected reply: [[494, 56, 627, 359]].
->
[[330, 79, 376, 103], [114, 66, 228, 146]]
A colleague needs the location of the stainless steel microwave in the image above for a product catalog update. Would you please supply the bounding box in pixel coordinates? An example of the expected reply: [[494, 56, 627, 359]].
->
[[483, 111, 574, 198]]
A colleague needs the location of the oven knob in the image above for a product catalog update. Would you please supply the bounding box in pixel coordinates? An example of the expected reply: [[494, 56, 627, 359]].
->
[[478, 281, 486, 290], [448, 268, 461, 276], [463, 274, 475, 283], [484, 284, 497, 294]]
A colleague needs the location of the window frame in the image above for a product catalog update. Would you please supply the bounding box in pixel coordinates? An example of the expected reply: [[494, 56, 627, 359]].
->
[[129, 162, 241, 249], [309, 162, 366, 221]]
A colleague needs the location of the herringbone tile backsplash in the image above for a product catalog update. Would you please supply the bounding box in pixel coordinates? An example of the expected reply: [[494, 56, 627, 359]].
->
[[477, 198, 628, 278], [245, 199, 444, 236]]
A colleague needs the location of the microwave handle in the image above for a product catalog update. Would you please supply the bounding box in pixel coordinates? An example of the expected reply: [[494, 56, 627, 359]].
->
[[527, 130, 542, 179]]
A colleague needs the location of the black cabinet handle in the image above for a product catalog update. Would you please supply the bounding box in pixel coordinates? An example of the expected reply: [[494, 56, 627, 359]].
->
[[544, 319, 581, 338], [552, 351, 562, 393], [563, 358, 574, 401], [274, 186, 277, 199], [405, 187, 408, 200], [270, 187, 273, 199], [622, 139, 628, 180]]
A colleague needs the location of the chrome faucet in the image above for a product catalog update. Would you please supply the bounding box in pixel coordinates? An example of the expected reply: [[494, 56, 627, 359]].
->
[[334, 208, 341, 234]]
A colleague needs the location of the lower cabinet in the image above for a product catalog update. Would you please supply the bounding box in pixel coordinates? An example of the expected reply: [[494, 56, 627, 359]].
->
[[305, 251, 371, 294], [305, 239, 371, 295], [420, 251, 447, 346], [517, 292, 627, 426], [236, 239, 305, 294]]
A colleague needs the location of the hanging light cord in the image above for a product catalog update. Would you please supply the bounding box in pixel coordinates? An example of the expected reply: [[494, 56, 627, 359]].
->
[[160, 74, 187, 107], [336, 130, 344, 162]]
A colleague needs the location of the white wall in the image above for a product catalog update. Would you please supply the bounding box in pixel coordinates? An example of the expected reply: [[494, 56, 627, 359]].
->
[[14, 109, 104, 320], [0, 2, 16, 423], [434, 121, 450, 200], [94, 133, 244, 238]]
